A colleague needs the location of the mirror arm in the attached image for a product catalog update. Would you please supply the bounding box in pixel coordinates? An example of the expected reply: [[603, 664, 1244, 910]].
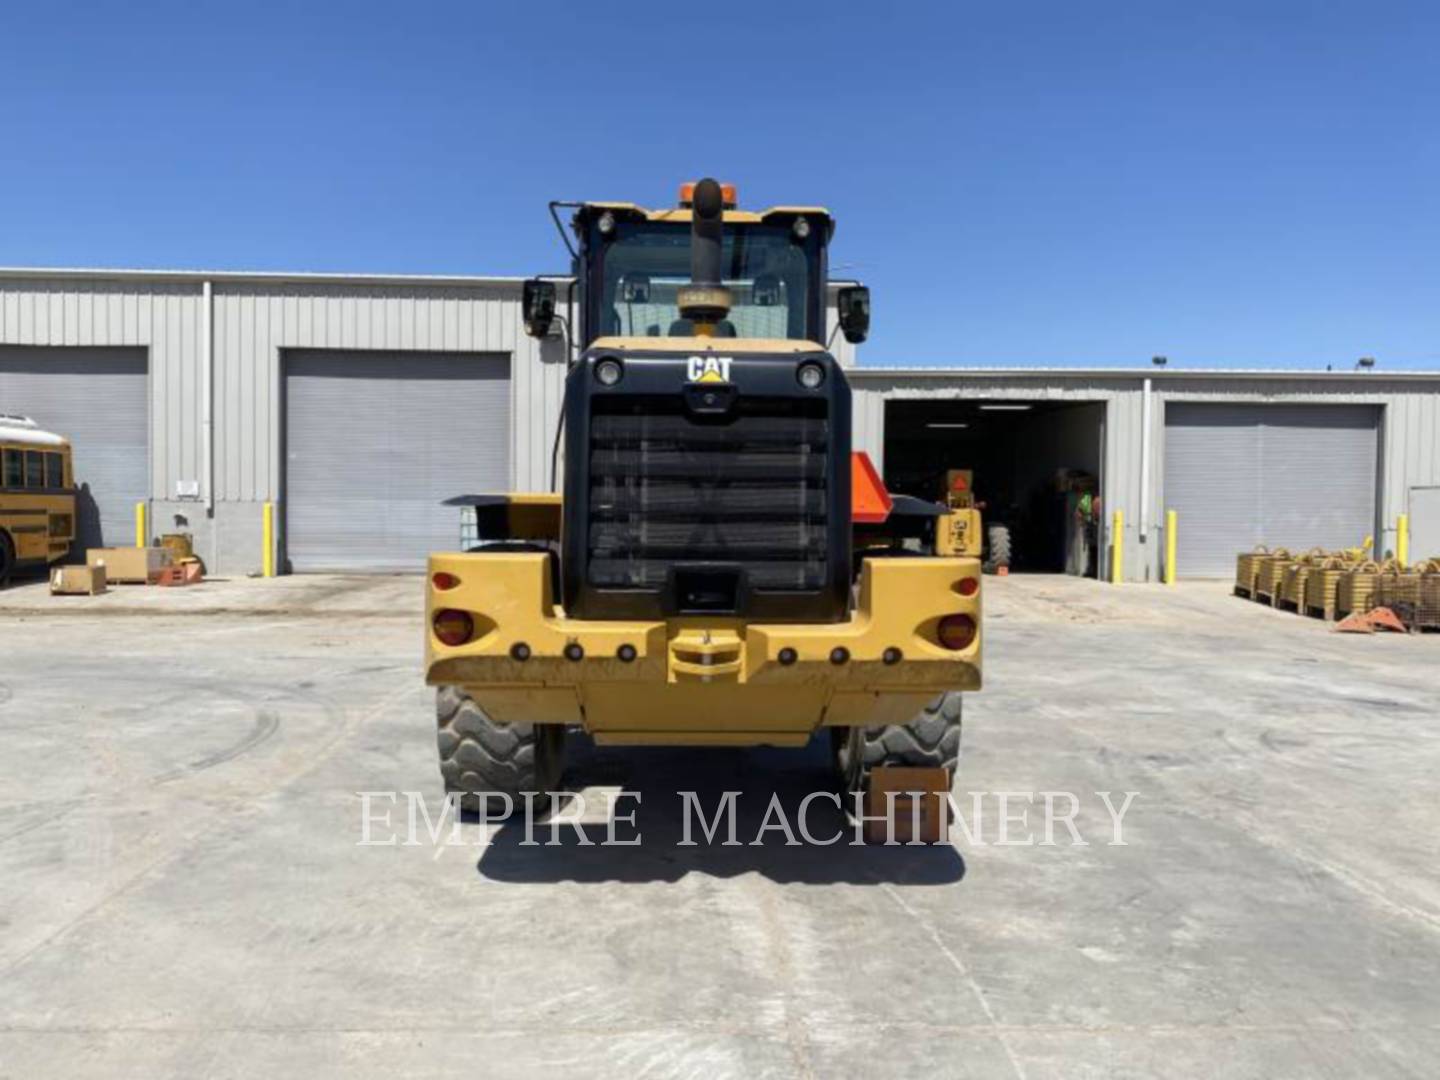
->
[[547, 201, 581, 261]]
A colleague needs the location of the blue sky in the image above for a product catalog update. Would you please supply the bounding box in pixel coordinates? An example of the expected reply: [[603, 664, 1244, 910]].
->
[[2, 2, 1436, 368]]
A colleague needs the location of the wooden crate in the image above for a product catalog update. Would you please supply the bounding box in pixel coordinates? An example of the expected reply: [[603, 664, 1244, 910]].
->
[[1253, 550, 1295, 605], [1417, 565, 1440, 630], [1336, 560, 1391, 619], [1304, 557, 1355, 621], [1234, 547, 1273, 598], [1278, 560, 1317, 611]]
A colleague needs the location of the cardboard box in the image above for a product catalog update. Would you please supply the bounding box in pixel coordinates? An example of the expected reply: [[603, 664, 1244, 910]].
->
[[863, 766, 951, 844], [51, 564, 108, 596], [154, 559, 204, 587], [86, 547, 173, 584]]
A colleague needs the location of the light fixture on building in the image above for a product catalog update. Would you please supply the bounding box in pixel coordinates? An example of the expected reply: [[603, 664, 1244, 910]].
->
[[1356, 356, 1376, 371], [978, 403, 1032, 411], [926, 422, 969, 429], [1152, 355, 1168, 366]]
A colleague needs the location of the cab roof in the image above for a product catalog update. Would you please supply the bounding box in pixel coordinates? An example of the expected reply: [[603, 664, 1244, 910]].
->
[[577, 201, 833, 230]]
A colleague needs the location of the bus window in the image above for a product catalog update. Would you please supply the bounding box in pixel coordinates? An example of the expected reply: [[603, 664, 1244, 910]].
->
[[3, 449, 22, 488], [45, 452, 63, 488], [25, 451, 43, 488]]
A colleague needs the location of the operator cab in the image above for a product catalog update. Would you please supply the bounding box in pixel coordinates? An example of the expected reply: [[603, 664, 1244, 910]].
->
[[519, 180, 872, 623], [521, 181, 870, 351]]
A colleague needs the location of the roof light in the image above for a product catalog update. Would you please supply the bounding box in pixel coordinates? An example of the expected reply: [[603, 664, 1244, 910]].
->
[[979, 404, 1032, 411], [679, 181, 737, 209], [926, 422, 969, 429]]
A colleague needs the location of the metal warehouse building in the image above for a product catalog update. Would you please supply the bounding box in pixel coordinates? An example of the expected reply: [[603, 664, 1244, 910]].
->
[[2, 266, 1436, 581]]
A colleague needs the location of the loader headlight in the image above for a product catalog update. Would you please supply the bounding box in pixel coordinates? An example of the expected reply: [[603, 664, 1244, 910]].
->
[[595, 358, 624, 387], [797, 361, 825, 390]]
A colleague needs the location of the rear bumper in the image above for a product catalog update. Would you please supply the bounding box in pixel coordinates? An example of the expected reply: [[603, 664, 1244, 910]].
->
[[425, 553, 981, 746]]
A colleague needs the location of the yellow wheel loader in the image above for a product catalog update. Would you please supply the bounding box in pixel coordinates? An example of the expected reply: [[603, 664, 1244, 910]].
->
[[425, 179, 982, 813]]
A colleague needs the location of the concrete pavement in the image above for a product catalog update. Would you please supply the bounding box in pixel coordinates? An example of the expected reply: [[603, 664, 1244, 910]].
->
[[0, 574, 1436, 1078]]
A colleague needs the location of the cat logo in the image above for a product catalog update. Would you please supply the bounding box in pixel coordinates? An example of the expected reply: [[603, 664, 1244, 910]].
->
[[686, 355, 733, 384]]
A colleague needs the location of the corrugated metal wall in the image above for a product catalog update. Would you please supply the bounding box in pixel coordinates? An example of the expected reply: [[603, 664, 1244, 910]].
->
[[0, 274, 565, 507], [3, 268, 1437, 578], [0, 277, 203, 499], [0, 271, 856, 571], [209, 280, 564, 499], [852, 372, 1440, 581]]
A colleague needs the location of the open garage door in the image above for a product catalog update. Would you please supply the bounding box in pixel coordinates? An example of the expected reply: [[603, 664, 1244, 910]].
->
[[1164, 403, 1379, 577], [284, 351, 511, 572], [884, 399, 1106, 576], [0, 345, 148, 553]]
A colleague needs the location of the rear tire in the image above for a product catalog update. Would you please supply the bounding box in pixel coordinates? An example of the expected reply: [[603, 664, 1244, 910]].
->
[[436, 687, 565, 817], [833, 691, 963, 794], [984, 524, 1012, 573]]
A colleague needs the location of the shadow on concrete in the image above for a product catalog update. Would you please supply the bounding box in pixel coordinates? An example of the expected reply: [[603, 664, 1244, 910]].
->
[[475, 734, 966, 886]]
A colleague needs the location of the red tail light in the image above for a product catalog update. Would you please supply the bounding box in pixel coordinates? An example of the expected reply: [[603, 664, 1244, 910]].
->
[[937, 613, 977, 651], [432, 571, 460, 591], [432, 608, 474, 647], [957, 576, 979, 597]]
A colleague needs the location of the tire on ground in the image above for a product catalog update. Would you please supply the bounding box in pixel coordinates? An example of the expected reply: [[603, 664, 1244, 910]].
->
[[436, 686, 565, 816], [833, 690, 963, 793], [984, 523, 1012, 573]]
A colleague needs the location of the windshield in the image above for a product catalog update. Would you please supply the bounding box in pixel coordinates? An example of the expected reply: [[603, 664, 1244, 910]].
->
[[595, 221, 815, 341]]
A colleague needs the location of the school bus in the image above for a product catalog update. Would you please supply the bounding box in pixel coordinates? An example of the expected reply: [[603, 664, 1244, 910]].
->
[[0, 415, 76, 585]]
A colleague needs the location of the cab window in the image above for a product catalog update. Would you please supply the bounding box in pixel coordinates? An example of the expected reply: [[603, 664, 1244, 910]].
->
[[25, 451, 43, 488]]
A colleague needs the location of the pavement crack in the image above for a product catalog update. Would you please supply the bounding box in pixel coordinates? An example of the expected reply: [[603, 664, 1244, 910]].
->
[[880, 882, 1029, 1080]]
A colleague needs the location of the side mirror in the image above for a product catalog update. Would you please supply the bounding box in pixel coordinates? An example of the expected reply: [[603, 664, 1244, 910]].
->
[[752, 273, 782, 307], [836, 285, 870, 344], [620, 272, 651, 304], [522, 278, 557, 339]]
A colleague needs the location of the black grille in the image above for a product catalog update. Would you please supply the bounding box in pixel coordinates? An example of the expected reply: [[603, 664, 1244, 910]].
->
[[587, 400, 830, 591]]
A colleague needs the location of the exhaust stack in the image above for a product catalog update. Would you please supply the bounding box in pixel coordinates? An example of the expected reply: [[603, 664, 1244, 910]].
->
[[677, 177, 731, 330]]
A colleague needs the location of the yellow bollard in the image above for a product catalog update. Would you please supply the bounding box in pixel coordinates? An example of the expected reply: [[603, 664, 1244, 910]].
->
[[1397, 514, 1409, 569], [135, 502, 146, 548], [262, 502, 276, 578], [1165, 509, 1177, 585], [1111, 509, 1124, 584]]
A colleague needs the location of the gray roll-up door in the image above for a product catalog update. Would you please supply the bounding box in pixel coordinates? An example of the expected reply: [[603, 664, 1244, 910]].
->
[[1164, 403, 1379, 577], [0, 345, 148, 553], [284, 351, 511, 571]]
